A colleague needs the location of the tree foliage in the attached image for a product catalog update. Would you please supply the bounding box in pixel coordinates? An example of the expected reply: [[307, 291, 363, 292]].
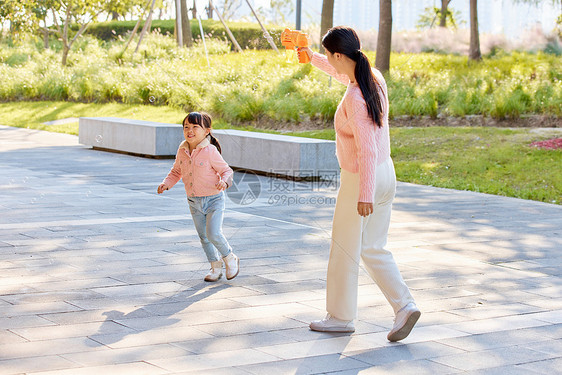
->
[[0, 0, 45, 35], [416, 6, 464, 29]]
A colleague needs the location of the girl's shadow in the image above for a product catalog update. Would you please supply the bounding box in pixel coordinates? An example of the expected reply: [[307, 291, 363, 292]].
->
[[87, 282, 228, 347]]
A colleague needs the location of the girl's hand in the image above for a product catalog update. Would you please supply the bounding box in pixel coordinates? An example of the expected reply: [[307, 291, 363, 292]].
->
[[157, 184, 169, 194], [298, 47, 313, 63], [216, 179, 227, 191], [357, 202, 373, 217]]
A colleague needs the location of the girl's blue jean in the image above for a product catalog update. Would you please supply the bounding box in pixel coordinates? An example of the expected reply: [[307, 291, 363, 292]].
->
[[187, 192, 232, 262]]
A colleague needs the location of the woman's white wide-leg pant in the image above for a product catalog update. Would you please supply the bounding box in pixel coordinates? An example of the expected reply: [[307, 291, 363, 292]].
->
[[326, 158, 415, 321]]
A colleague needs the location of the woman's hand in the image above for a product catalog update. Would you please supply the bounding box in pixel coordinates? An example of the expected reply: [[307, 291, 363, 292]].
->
[[297, 47, 313, 63], [357, 202, 373, 217]]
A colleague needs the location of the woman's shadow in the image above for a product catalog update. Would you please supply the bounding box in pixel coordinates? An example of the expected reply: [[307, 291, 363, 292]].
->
[[87, 282, 228, 347]]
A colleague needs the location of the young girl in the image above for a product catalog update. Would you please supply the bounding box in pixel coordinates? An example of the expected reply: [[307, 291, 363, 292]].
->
[[300, 27, 420, 342], [157, 112, 239, 282]]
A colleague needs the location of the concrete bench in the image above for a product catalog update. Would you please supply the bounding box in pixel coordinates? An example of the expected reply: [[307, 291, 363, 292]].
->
[[79, 117, 183, 156], [79, 117, 339, 179]]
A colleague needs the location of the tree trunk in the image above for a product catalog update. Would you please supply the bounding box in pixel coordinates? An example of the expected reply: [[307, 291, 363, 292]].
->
[[62, 43, 69, 66], [43, 19, 49, 49], [181, 0, 193, 47], [469, 0, 481, 61], [319, 0, 334, 54], [375, 0, 392, 73], [136, 0, 157, 53], [439, 0, 450, 27], [191, 0, 197, 19], [175, 0, 182, 46], [112, 11, 119, 21]]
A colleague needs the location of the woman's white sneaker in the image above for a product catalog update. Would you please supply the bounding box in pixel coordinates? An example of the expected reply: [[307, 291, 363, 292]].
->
[[310, 314, 355, 333], [387, 302, 420, 342]]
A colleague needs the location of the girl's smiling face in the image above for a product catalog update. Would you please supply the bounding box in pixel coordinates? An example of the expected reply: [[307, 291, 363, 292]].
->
[[183, 121, 210, 147]]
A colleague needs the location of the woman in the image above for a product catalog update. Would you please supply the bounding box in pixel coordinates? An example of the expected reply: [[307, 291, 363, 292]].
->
[[301, 26, 420, 342]]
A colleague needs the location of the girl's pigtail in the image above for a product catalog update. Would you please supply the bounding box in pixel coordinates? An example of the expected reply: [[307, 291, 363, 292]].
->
[[209, 133, 222, 154]]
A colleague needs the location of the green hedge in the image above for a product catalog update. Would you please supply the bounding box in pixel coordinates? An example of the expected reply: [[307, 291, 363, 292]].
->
[[77, 19, 285, 50]]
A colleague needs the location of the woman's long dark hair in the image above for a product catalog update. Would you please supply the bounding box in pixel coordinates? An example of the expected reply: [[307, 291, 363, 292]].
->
[[321, 26, 384, 128], [183, 111, 222, 153]]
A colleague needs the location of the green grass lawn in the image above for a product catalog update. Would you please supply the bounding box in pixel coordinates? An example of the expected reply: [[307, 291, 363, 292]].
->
[[1, 101, 560, 205]]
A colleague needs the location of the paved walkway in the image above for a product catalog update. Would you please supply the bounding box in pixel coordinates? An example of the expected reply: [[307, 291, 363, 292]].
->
[[0, 125, 561, 375]]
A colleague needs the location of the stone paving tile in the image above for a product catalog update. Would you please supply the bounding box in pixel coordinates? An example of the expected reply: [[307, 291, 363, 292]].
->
[[60, 343, 192, 367], [38, 306, 153, 325], [175, 367, 252, 375], [194, 316, 306, 337], [442, 313, 553, 335], [435, 326, 557, 352], [430, 345, 558, 371], [32, 362, 170, 375], [1, 290, 107, 305], [521, 338, 562, 356], [335, 359, 462, 375], [11, 320, 136, 341], [0, 315, 57, 330], [0, 355, 80, 374], [238, 353, 372, 375], [89, 325, 214, 349], [0, 337, 104, 361], [146, 349, 281, 372], [459, 366, 544, 375], [342, 341, 467, 366], [0, 329, 29, 345], [171, 331, 300, 355], [516, 356, 562, 374], [1, 125, 562, 374]]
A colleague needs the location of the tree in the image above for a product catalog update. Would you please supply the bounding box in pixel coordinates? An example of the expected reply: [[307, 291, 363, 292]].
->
[[49, 0, 113, 66], [469, 0, 481, 61], [180, 0, 193, 47], [375, 0, 392, 73], [0, 0, 42, 38], [105, 0, 147, 22], [416, 6, 462, 29], [439, 0, 451, 27], [511, 0, 561, 12], [255, 0, 292, 26], [319, 0, 334, 54], [213, 0, 242, 21], [511, 0, 561, 27], [134, 0, 156, 53], [190, 0, 197, 19]]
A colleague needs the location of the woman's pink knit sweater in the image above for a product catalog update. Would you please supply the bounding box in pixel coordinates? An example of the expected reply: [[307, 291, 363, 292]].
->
[[311, 52, 391, 203]]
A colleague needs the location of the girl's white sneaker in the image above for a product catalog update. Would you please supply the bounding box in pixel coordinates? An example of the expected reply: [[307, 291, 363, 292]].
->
[[204, 260, 223, 282], [223, 253, 239, 280], [309, 313, 355, 333]]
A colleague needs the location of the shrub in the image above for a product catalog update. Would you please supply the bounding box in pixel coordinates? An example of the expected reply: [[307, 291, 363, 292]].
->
[[1, 33, 561, 122], [76, 19, 285, 50]]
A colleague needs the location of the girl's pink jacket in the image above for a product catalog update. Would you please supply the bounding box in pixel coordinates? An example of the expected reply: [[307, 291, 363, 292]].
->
[[162, 137, 234, 197]]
